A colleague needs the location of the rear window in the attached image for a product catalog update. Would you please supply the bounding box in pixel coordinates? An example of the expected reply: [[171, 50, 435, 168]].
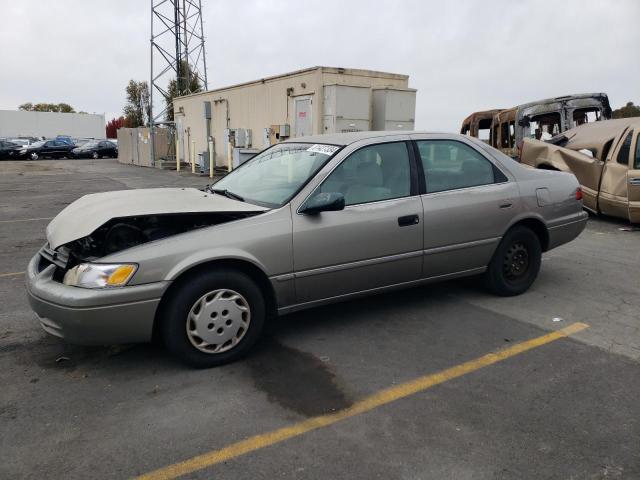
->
[[616, 131, 633, 165]]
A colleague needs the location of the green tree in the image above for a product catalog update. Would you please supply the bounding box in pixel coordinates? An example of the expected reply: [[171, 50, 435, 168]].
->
[[612, 101, 640, 119], [123, 80, 151, 127], [18, 102, 75, 113], [164, 60, 203, 121]]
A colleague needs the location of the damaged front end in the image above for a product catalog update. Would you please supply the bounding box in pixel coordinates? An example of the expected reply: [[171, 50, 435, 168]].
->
[[38, 211, 262, 281]]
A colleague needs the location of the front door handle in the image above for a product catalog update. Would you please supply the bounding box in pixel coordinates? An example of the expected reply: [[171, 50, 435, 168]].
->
[[398, 214, 419, 227]]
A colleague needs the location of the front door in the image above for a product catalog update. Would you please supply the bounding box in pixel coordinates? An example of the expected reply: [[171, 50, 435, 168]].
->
[[414, 137, 518, 277], [292, 140, 423, 305], [294, 97, 312, 137], [599, 128, 633, 219]]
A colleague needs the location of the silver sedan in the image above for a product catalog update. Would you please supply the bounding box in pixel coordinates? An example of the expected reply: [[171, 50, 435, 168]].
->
[[26, 132, 587, 367]]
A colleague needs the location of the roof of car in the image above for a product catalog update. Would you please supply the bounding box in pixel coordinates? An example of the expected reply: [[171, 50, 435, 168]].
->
[[284, 131, 446, 146], [557, 118, 640, 151]]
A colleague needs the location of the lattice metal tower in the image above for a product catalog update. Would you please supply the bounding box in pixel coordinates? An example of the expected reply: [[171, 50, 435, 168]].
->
[[150, 0, 208, 162]]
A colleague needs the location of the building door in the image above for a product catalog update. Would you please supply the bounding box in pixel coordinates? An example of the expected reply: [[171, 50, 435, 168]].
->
[[294, 96, 312, 137]]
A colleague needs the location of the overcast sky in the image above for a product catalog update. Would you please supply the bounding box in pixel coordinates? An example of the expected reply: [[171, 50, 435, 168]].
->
[[1, 0, 638, 132]]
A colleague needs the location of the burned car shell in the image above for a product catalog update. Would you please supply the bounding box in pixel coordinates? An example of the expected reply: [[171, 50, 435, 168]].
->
[[520, 118, 640, 223], [462, 93, 611, 158], [26, 131, 588, 346]]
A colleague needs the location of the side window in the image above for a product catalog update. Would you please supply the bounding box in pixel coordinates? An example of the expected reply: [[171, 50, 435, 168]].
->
[[635, 134, 640, 169], [45, 141, 54, 147], [417, 140, 499, 194], [316, 142, 411, 206], [500, 123, 509, 148], [616, 131, 633, 166], [509, 121, 515, 147]]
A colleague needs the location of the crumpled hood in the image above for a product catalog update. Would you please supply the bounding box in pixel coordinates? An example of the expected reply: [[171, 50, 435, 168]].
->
[[46, 187, 268, 249]]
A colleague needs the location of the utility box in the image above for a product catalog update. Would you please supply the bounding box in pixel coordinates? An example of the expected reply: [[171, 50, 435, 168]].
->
[[323, 84, 371, 134], [235, 128, 252, 148], [232, 148, 260, 168], [372, 87, 416, 131]]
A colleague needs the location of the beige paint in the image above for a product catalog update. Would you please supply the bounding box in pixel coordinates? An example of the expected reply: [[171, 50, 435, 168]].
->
[[520, 118, 640, 222], [173, 67, 409, 166]]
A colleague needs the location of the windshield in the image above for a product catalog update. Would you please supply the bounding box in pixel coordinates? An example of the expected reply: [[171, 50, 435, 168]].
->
[[83, 141, 99, 148], [211, 143, 340, 207], [30, 141, 44, 148]]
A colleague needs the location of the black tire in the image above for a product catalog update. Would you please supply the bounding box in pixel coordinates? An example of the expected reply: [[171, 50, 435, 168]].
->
[[484, 226, 541, 296], [160, 269, 266, 368]]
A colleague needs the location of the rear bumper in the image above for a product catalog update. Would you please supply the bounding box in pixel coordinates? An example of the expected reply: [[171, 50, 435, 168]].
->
[[547, 211, 588, 250], [26, 253, 169, 345]]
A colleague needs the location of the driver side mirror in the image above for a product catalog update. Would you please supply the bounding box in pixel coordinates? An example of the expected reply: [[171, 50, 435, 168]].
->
[[300, 192, 345, 215]]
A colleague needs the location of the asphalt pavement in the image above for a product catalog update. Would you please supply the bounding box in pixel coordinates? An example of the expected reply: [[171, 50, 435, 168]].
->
[[1, 158, 638, 479]]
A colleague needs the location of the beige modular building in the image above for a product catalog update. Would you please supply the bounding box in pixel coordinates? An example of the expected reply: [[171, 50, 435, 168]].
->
[[172, 66, 416, 168]]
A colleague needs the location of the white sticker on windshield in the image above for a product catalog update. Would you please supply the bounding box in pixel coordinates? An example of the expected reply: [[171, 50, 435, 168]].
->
[[307, 144, 339, 155]]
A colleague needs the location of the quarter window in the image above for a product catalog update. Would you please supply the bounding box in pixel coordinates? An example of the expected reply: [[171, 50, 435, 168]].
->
[[616, 131, 633, 166], [417, 140, 502, 193], [316, 142, 411, 206]]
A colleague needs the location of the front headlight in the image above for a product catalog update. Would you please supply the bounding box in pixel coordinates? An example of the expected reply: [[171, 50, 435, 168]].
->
[[63, 263, 137, 288], [20, 149, 26, 154]]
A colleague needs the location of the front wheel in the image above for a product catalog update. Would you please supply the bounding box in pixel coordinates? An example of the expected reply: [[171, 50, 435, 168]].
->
[[160, 269, 266, 367], [92, 151, 99, 159], [29, 152, 39, 160], [484, 226, 541, 296]]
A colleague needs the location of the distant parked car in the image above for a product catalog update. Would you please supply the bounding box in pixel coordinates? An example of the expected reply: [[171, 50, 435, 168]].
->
[[71, 140, 118, 159], [19, 140, 75, 160], [0, 140, 22, 160], [9, 138, 32, 148], [55, 135, 75, 146]]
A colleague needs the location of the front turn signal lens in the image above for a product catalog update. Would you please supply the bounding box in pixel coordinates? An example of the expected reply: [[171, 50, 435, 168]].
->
[[106, 265, 137, 286]]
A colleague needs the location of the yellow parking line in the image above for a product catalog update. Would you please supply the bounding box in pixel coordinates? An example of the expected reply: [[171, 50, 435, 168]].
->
[[0, 271, 24, 278], [0, 217, 53, 223], [136, 322, 589, 480]]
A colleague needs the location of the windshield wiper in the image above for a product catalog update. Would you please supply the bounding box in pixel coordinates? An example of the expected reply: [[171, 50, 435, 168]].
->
[[211, 188, 245, 202]]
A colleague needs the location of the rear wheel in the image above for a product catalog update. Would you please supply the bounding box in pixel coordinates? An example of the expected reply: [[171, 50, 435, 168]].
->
[[160, 269, 266, 367], [484, 226, 541, 296]]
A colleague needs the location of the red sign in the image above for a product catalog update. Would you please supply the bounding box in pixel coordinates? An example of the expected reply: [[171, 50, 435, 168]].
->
[[298, 111, 306, 118]]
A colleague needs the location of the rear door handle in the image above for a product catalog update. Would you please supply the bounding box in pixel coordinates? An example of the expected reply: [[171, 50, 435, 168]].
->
[[398, 214, 419, 227]]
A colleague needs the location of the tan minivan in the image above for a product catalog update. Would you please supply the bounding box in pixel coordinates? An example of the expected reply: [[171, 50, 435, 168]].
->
[[520, 118, 640, 223]]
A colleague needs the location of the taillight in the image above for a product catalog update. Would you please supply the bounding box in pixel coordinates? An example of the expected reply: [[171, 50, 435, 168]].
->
[[575, 187, 583, 201]]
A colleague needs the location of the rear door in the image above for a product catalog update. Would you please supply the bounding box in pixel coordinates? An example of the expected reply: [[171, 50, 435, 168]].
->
[[599, 128, 633, 220], [291, 139, 423, 304], [412, 135, 519, 278], [627, 131, 640, 223]]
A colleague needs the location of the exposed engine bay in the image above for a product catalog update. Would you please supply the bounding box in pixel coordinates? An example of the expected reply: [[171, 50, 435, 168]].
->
[[63, 211, 262, 262]]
